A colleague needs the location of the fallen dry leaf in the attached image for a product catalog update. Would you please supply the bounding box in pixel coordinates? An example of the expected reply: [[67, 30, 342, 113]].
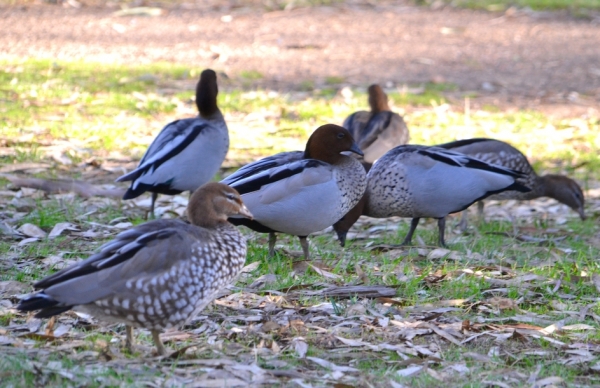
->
[[48, 222, 79, 239], [18, 223, 46, 238]]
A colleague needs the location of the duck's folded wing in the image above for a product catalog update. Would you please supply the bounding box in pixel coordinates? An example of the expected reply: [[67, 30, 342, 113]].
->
[[436, 138, 536, 176], [343, 111, 371, 141], [116, 118, 206, 182], [436, 138, 490, 150], [416, 146, 526, 178], [35, 224, 199, 306], [357, 111, 396, 150], [34, 220, 187, 290], [226, 159, 331, 200], [221, 151, 304, 186]]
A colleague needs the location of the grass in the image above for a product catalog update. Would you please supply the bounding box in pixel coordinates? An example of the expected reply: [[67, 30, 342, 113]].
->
[[0, 57, 599, 386], [2, 58, 598, 178]]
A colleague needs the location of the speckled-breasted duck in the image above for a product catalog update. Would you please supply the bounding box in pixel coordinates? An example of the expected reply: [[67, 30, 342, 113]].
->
[[333, 145, 530, 247], [222, 124, 367, 259], [343, 84, 409, 170], [18, 182, 252, 356], [117, 69, 229, 216], [437, 138, 585, 225]]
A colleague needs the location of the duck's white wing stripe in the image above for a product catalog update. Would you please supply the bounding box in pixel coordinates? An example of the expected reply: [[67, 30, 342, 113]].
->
[[221, 151, 304, 186], [137, 120, 208, 170], [416, 146, 523, 177], [224, 159, 329, 195], [116, 118, 205, 182]]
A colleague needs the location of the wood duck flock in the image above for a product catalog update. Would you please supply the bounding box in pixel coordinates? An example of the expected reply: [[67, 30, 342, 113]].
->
[[18, 69, 586, 355]]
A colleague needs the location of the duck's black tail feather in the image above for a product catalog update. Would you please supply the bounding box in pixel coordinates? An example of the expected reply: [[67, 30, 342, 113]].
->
[[17, 293, 72, 318]]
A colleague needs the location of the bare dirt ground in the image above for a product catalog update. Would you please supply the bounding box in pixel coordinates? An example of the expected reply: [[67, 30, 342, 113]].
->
[[1, 1, 600, 116]]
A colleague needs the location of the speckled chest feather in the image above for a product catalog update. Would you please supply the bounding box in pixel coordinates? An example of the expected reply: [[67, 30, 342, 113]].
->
[[363, 152, 414, 218], [335, 155, 368, 215]]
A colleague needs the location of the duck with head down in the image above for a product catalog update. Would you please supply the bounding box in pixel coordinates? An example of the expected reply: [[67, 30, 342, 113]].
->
[[18, 182, 252, 356], [333, 145, 531, 247], [437, 138, 585, 228], [223, 124, 367, 259]]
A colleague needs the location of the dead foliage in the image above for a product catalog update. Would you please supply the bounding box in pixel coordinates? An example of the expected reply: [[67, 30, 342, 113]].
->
[[0, 162, 599, 386]]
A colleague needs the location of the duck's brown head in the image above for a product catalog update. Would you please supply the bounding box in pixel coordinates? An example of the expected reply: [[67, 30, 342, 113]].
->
[[188, 182, 252, 228], [304, 124, 363, 164], [542, 175, 586, 220], [196, 69, 220, 119], [367, 84, 390, 113]]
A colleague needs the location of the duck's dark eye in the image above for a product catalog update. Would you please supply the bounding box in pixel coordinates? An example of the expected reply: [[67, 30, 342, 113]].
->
[[225, 192, 236, 200], [337, 133, 345, 139]]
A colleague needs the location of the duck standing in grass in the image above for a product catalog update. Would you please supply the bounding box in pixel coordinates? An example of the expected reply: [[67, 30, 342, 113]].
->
[[222, 124, 367, 259], [343, 84, 409, 170], [17, 182, 252, 356], [437, 138, 586, 227], [333, 145, 530, 247], [117, 69, 229, 216]]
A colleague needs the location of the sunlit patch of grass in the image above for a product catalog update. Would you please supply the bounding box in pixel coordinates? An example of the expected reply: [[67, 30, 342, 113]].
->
[[3, 58, 597, 180], [325, 76, 345, 85], [0, 58, 192, 155], [239, 70, 264, 81]]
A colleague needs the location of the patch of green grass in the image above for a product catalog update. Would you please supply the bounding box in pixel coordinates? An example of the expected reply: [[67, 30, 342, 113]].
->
[[0, 58, 192, 156], [239, 70, 264, 81], [0, 351, 147, 387], [325, 76, 345, 85], [4, 58, 598, 179], [298, 80, 315, 91]]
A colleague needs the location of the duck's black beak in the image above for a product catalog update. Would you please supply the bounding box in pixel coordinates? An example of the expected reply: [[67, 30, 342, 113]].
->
[[577, 206, 586, 221], [349, 142, 364, 156]]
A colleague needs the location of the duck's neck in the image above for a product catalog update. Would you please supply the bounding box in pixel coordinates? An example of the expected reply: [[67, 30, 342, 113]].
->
[[360, 190, 372, 217], [196, 82, 220, 120], [369, 88, 390, 113], [539, 174, 565, 201]]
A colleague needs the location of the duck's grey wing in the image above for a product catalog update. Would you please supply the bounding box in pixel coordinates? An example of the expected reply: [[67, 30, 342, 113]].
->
[[116, 118, 206, 183], [221, 151, 304, 187], [343, 111, 371, 144], [437, 138, 535, 175], [34, 219, 188, 290]]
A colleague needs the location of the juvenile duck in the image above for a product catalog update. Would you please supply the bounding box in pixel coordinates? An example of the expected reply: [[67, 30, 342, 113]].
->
[[18, 182, 252, 356], [343, 84, 409, 170], [222, 124, 366, 259], [117, 69, 229, 216], [437, 138, 585, 225], [333, 145, 530, 247]]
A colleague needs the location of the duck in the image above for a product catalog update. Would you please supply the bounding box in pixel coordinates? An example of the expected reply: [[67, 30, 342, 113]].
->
[[436, 138, 586, 226], [116, 69, 229, 216], [221, 124, 367, 259], [17, 182, 252, 356], [333, 145, 530, 247], [343, 84, 409, 170]]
